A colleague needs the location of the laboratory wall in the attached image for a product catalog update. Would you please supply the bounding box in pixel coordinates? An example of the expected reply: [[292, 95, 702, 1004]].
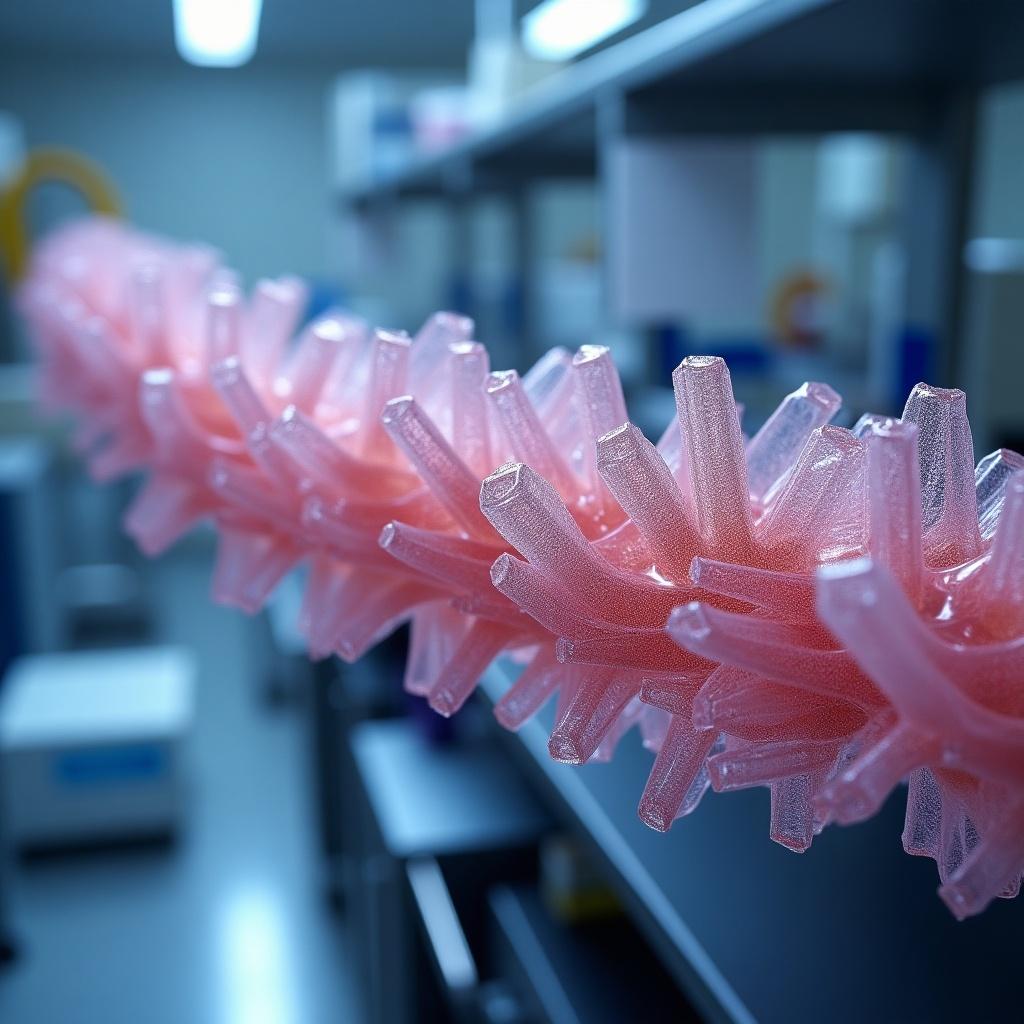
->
[[0, 56, 336, 285], [974, 81, 1024, 238]]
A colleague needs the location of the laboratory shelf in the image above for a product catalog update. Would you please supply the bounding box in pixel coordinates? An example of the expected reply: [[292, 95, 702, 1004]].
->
[[478, 662, 1023, 1024], [337, 0, 1024, 379], [340, 0, 1024, 206]]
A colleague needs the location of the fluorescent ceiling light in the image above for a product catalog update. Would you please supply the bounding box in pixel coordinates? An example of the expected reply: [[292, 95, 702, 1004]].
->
[[521, 0, 646, 61], [173, 0, 263, 67]]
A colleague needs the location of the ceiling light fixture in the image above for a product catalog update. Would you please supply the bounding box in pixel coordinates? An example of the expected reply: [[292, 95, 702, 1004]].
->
[[521, 0, 646, 61], [173, 0, 263, 68]]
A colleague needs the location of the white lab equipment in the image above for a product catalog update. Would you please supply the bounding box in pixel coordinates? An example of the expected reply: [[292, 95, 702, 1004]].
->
[[0, 646, 195, 848]]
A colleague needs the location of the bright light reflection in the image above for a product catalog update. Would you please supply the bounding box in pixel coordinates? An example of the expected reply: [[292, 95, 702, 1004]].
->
[[173, 0, 263, 67], [218, 883, 298, 1024], [521, 0, 647, 61]]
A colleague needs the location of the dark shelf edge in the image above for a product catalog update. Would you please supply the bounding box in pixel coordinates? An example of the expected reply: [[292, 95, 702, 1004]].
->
[[477, 663, 756, 1024]]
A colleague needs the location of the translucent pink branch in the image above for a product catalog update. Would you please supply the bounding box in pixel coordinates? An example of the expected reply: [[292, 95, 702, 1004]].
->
[[902, 383, 982, 567], [865, 418, 924, 607], [596, 422, 701, 580], [639, 711, 717, 831], [380, 396, 494, 539], [449, 341, 494, 477], [688, 558, 816, 618], [485, 369, 580, 501], [672, 356, 756, 561], [360, 329, 411, 461], [745, 381, 841, 505], [493, 646, 562, 730], [668, 602, 882, 709]]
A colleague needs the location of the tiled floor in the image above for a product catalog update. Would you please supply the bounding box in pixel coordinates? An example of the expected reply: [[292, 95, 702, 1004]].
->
[[0, 549, 361, 1024]]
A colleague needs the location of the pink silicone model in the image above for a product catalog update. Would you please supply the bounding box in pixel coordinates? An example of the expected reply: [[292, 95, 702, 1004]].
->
[[19, 217, 1024, 919]]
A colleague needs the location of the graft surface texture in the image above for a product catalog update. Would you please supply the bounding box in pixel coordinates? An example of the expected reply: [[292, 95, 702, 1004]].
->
[[20, 217, 1024, 920]]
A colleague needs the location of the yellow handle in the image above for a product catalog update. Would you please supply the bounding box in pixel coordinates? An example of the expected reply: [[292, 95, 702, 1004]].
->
[[0, 147, 121, 281]]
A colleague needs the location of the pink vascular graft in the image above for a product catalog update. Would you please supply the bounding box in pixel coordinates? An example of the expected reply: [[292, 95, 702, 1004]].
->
[[19, 217, 1024, 920]]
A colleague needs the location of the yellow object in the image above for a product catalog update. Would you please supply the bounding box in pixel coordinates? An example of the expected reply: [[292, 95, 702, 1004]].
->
[[0, 147, 121, 281], [770, 269, 827, 348]]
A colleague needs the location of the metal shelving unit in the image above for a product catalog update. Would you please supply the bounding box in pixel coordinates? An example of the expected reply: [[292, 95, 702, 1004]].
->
[[339, 0, 1024, 378]]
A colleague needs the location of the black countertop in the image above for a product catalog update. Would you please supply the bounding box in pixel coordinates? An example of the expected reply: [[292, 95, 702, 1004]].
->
[[479, 662, 1023, 1024]]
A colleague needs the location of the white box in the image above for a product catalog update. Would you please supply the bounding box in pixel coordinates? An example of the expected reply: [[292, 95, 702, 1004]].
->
[[605, 138, 759, 324], [0, 646, 195, 848], [329, 70, 463, 193]]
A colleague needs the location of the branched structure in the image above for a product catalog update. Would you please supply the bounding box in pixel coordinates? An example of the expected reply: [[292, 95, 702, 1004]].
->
[[19, 217, 1024, 919]]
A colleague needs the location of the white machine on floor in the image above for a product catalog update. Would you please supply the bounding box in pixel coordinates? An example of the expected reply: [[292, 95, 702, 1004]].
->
[[0, 646, 195, 848]]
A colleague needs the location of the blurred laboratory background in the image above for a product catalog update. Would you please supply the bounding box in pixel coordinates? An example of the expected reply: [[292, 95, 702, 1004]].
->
[[1, 1, 1023, 1022]]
